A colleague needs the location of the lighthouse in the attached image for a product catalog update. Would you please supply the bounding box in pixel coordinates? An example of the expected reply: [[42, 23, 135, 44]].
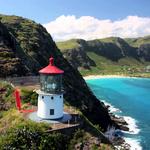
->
[[36, 57, 64, 119]]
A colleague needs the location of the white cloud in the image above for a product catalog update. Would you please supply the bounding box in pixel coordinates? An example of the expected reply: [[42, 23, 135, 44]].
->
[[43, 15, 150, 41]]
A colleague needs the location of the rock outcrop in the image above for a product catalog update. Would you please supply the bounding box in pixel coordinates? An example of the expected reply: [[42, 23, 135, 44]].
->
[[0, 21, 27, 76], [58, 39, 96, 69], [137, 44, 150, 61]]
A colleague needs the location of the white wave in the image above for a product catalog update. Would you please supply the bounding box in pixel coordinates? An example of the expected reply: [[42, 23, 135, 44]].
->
[[123, 116, 140, 134], [101, 100, 122, 113], [102, 100, 140, 134], [124, 137, 142, 150], [101, 100, 142, 149]]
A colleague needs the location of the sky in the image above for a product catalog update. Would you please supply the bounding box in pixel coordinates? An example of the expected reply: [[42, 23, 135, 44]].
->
[[0, 0, 150, 41]]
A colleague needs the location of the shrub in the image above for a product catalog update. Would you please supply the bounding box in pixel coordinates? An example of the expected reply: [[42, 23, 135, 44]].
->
[[39, 132, 68, 150], [68, 129, 85, 150], [0, 120, 70, 150], [0, 121, 51, 150], [21, 89, 38, 105]]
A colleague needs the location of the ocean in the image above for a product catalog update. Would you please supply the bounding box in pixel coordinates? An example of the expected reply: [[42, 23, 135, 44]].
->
[[86, 77, 150, 150]]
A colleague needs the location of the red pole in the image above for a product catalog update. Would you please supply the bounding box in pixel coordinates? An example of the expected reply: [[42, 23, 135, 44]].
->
[[14, 89, 35, 113], [14, 89, 21, 111]]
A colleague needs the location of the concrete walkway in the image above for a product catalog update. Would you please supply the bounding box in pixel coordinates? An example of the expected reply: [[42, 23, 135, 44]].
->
[[28, 111, 72, 124]]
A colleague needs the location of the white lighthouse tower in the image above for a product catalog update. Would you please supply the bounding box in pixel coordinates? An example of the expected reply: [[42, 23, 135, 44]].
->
[[37, 57, 64, 119]]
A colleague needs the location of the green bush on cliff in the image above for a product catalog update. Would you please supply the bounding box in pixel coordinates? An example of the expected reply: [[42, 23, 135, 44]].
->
[[39, 133, 68, 150], [0, 82, 15, 111], [68, 129, 87, 150], [0, 121, 56, 150], [21, 89, 38, 105], [0, 122, 68, 150]]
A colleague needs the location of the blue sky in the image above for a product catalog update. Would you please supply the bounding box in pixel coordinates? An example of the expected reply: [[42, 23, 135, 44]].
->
[[0, 0, 150, 40], [0, 0, 149, 23]]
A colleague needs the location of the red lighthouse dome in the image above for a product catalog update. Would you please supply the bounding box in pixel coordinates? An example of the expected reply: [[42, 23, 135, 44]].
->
[[39, 57, 64, 74]]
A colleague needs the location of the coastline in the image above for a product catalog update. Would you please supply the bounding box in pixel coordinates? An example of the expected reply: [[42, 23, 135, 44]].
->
[[85, 76, 143, 149], [83, 74, 150, 80], [105, 101, 142, 150], [83, 75, 134, 80], [100, 99, 142, 150]]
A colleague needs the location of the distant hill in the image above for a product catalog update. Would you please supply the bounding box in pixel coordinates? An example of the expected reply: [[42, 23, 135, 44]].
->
[[125, 35, 150, 47], [56, 36, 150, 76], [57, 39, 96, 69], [0, 14, 115, 130]]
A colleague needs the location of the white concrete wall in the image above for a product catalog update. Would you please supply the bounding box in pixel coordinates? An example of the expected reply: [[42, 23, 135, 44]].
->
[[37, 92, 63, 119]]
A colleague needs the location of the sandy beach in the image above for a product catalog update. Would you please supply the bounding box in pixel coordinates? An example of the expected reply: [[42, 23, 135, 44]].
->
[[83, 75, 133, 80]]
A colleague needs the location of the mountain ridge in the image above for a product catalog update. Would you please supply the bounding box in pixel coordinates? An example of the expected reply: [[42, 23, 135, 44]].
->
[[56, 36, 150, 75]]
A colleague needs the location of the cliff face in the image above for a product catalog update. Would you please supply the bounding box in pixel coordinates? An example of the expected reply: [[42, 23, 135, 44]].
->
[[57, 39, 96, 69], [0, 14, 115, 130], [0, 21, 26, 76], [0, 14, 59, 75], [137, 44, 150, 61], [87, 39, 125, 61], [57, 37, 150, 71]]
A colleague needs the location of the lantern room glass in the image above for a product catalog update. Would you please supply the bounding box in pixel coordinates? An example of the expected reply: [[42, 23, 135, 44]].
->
[[40, 74, 62, 93]]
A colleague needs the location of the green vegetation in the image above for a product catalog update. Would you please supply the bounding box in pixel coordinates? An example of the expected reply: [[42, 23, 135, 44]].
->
[[0, 120, 70, 150], [0, 82, 114, 149], [0, 109, 25, 133], [21, 88, 38, 105], [56, 36, 150, 77], [0, 82, 67, 150], [125, 35, 150, 47], [79, 52, 150, 76], [0, 81, 15, 118], [0, 14, 61, 76], [97, 37, 120, 43], [0, 21, 26, 77], [68, 129, 88, 150], [57, 39, 80, 51], [0, 14, 117, 149], [0, 81, 69, 150], [2, 14, 149, 149]]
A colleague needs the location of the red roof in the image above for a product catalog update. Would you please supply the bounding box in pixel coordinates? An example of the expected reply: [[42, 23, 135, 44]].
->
[[39, 57, 64, 74]]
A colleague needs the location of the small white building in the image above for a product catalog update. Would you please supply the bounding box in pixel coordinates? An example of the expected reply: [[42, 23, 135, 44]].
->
[[37, 57, 64, 119]]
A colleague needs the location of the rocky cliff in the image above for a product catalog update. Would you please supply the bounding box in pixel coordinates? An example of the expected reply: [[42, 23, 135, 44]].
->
[[57, 36, 150, 73], [0, 14, 116, 130], [137, 44, 150, 61], [57, 39, 96, 69], [0, 21, 27, 76]]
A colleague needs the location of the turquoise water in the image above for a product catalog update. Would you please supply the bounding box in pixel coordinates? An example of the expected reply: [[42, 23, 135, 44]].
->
[[86, 78, 150, 150]]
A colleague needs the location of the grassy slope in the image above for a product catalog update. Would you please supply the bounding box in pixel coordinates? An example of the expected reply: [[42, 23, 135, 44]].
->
[[57, 39, 80, 51], [56, 36, 150, 77], [125, 35, 150, 47], [0, 14, 59, 75], [97, 37, 120, 43], [0, 82, 113, 149], [80, 52, 149, 76]]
